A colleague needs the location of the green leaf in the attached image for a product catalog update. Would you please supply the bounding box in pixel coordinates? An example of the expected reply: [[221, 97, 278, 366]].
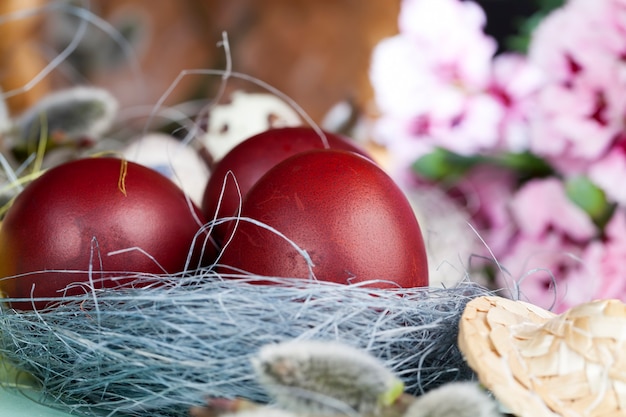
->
[[565, 176, 614, 227], [412, 148, 482, 182], [536, 0, 566, 11], [490, 151, 554, 179], [412, 148, 554, 184], [505, 0, 566, 53], [505, 13, 547, 53]]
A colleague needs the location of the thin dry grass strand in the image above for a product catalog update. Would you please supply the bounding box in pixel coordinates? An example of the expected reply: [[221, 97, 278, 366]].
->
[[0, 1, 144, 102], [144, 64, 329, 152]]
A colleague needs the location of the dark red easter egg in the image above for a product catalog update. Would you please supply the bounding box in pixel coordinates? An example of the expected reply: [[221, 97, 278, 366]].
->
[[217, 149, 428, 288], [201, 126, 370, 244], [0, 157, 215, 310]]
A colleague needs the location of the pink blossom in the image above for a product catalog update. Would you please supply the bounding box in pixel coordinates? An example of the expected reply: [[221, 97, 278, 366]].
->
[[454, 165, 518, 259], [398, 0, 496, 87], [426, 94, 504, 155], [370, 0, 547, 173], [527, 84, 616, 169], [488, 53, 545, 152], [495, 232, 588, 312], [588, 146, 626, 204], [530, 0, 626, 85], [545, 208, 626, 312], [574, 208, 626, 301], [370, 35, 444, 119], [527, 0, 626, 171], [495, 178, 599, 312], [369, 0, 502, 162], [509, 178, 597, 241]]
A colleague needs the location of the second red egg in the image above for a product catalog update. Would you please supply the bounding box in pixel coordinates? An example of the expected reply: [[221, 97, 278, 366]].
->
[[201, 126, 370, 244], [217, 149, 429, 288]]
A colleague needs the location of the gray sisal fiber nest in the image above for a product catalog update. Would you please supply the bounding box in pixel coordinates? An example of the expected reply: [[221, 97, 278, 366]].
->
[[0, 272, 490, 417]]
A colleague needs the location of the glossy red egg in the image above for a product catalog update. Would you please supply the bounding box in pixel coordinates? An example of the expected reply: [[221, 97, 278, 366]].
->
[[217, 150, 429, 288], [201, 126, 370, 244], [0, 157, 215, 310]]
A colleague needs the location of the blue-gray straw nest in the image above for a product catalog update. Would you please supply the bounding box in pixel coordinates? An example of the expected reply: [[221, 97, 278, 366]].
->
[[0, 273, 489, 417]]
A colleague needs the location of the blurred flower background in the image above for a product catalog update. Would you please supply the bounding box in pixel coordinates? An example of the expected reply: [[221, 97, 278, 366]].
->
[[370, 0, 626, 312], [2, 0, 624, 312]]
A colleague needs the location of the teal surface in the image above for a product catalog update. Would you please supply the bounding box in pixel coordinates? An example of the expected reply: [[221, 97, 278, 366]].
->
[[0, 386, 75, 417], [0, 359, 74, 417]]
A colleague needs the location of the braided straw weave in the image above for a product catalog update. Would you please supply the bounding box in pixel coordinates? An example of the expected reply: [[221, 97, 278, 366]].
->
[[458, 296, 626, 417]]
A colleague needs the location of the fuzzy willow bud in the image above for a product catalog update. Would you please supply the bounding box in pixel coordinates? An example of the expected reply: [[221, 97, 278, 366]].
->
[[252, 340, 405, 415], [11, 86, 117, 147], [403, 382, 501, 417]]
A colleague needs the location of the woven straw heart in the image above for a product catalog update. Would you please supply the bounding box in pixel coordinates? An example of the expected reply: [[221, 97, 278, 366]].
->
[[458, 296, 626, 417]]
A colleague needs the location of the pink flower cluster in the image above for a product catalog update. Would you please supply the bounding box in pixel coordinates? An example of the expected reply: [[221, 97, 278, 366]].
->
[[370, 0, 626, 312], [370, 0, 544, 176]]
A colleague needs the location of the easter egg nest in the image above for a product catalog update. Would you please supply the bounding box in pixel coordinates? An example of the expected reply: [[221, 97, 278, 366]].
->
[[0, 272, 489, 417]]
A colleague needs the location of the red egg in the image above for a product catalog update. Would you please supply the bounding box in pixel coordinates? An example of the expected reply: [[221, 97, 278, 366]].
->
[[217, 150, 429, 288], [201, 126, 370, 244], [0, 157, 215, 310]]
